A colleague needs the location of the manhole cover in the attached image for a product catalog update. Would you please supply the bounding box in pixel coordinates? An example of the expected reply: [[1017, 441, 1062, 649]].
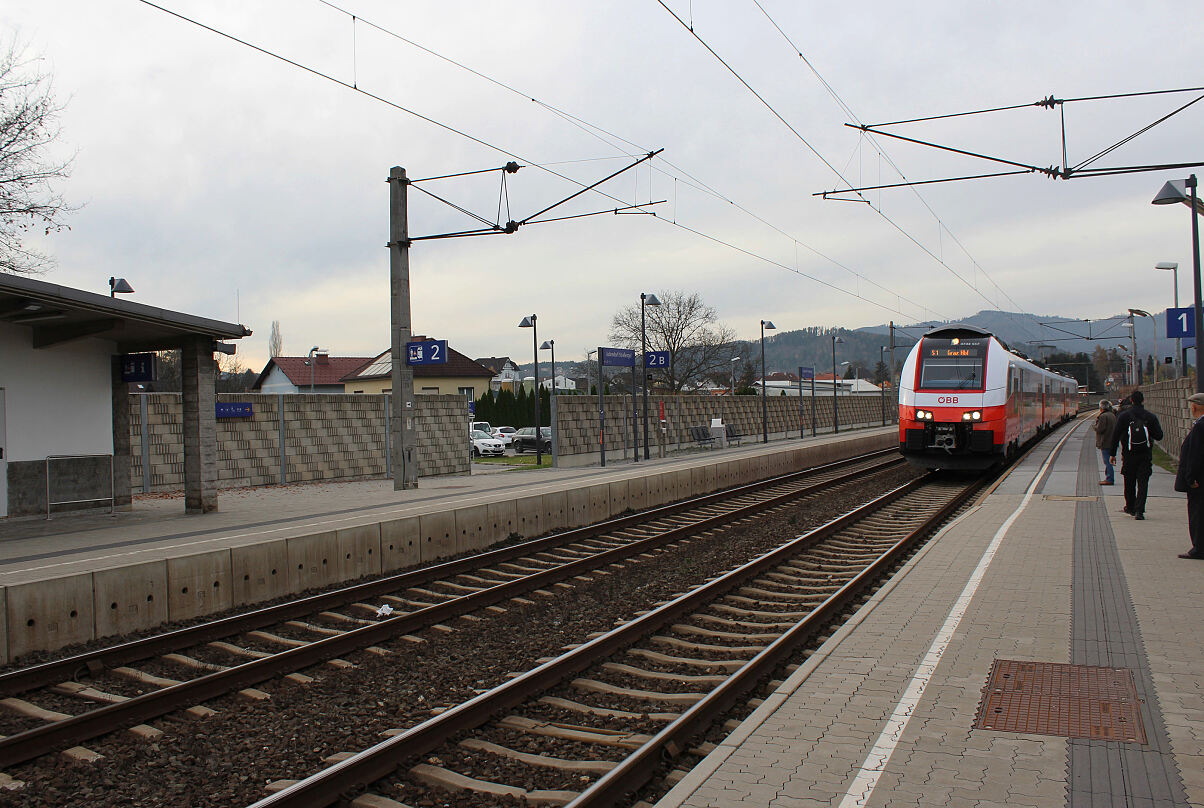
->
[[974, 659, 1145, 743]]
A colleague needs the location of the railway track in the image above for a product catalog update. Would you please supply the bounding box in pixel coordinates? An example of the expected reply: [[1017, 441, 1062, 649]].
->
[[245, 471, 986, 808], [0, 450, 902, 770]]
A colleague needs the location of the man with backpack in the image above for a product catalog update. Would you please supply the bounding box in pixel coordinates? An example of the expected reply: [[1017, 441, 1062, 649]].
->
[[1108, 389, 1164, 520]]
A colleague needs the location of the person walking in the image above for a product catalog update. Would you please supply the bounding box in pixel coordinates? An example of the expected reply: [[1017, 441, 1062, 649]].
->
[[1108, 389, 1163, 520], [1174, 392, 1204, 559], [1095, 399, 1118, 486]]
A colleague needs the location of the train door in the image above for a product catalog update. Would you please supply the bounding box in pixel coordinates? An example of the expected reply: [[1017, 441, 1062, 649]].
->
[[1041, 380, 1047, 426]]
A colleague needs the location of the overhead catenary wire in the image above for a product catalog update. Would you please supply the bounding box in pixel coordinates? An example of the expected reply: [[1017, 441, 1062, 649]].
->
[[313, 0, 946, 322], [136, 0, 940, 324]]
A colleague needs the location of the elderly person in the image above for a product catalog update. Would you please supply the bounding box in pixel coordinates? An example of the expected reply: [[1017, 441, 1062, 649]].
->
[[1095, 399, 1118, 485], [1174, 392, 1204, 559]]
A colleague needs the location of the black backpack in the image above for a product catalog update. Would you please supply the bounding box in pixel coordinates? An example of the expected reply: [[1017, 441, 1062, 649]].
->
[[1126, 414, 1150, 451]]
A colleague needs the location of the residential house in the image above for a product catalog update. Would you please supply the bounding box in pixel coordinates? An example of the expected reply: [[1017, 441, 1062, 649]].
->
[[252, 354, 374, 394], [343, 339, 495, 403], [475, 356, 523, 392]]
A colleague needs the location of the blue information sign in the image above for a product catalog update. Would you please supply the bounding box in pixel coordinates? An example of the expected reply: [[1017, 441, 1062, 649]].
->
[[216, 402, 253, 419], [600, 347, 635, 367], [120, 353, 157, 383], [1167, 307, 1196, 339], [798, 366, 814, 380], [644, 350, 670, 368], [406, 340, 448, 365]]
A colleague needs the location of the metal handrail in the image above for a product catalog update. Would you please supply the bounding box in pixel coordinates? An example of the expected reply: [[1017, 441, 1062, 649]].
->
[[45, 453, 114, 520]]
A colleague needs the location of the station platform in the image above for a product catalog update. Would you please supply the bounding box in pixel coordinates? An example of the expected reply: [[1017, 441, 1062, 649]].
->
[[657, 418, 1201, 808], [0, 425, 895, 663]]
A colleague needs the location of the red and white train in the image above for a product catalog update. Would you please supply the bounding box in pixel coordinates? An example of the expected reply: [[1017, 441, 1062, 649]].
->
[[898, 325, 1077, 470]]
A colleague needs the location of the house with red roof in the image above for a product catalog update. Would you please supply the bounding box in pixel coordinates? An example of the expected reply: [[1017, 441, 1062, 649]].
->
[[252, 353, 374, 394], [340, 338, 495, 403]]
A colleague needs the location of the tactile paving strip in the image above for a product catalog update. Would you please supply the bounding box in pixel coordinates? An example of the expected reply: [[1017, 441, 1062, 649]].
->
[[974, 659, 1146, 743]]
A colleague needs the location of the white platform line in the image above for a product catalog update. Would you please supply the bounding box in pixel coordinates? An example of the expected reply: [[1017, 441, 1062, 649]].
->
[[836, 422, 1082, 808]]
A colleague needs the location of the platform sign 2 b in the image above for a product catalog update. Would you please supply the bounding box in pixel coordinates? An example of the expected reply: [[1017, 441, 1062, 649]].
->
[[644, 350, 670, 368], [406, 340, 448, 365]]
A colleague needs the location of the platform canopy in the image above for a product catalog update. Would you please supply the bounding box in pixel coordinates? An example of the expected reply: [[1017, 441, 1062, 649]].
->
[[0, 273, 250, 350]]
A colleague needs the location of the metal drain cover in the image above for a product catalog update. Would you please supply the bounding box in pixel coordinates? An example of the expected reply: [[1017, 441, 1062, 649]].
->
[[974, 659, 1145, 743]]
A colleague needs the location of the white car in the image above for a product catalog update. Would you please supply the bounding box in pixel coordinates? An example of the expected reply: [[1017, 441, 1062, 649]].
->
[[491, 426, 517, 445], [470, 430, 505, 457]]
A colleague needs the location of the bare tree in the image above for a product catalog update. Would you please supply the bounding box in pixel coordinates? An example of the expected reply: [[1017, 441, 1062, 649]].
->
[[609, 290, 737, 393], [268, 320, 283, 358], [0, 40, 73, 275]]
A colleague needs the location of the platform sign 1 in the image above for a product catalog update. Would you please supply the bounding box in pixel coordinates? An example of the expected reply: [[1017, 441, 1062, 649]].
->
[[1167, 307, 1196, 339], [406, 340, 448, 365], [644, 350, 670, 368], [798, 365, 814, 381], [600, 347, 635, 367], [120, 353, 157, 383]]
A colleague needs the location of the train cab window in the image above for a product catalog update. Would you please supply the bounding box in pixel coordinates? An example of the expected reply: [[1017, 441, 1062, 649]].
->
[[917, 337, 987, 390]]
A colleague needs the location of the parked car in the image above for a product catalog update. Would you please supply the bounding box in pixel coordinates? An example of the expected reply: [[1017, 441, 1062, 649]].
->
[[491, 426, 517, 445], [512, 426, 552, 454], [470, 420, 492, 435], [470, 430, 505, 457]]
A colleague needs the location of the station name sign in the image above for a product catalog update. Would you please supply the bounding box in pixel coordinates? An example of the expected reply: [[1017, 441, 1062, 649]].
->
[[600, 347, 635, 367], [798, 366, 814, 380]]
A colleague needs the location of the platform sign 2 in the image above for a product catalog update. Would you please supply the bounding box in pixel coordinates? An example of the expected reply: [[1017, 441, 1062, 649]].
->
[[1167, 307, 1195, 339], [120, 353, 157, 383], [600, 347, 635, 367], [644, 350, 670, 368], [406, 340, 448, 365], [798, 365, 814, 381]]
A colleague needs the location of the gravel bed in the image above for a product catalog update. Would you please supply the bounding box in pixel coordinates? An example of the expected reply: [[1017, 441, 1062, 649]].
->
[[0, 464, 919, 807]]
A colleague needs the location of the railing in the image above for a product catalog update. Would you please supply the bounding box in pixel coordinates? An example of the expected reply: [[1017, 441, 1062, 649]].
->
[[45, 454, 114, 520]]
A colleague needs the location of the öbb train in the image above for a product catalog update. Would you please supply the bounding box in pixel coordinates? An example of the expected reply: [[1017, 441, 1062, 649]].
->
[[898, 325, 1076, 470]]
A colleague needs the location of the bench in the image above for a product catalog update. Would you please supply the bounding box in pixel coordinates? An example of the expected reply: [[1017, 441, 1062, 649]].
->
[[725, 423, 744, 446], [689, 425, 716, 448]]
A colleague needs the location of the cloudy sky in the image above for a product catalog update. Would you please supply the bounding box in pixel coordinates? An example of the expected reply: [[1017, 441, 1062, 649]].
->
[[4, 0, 1202, 370]]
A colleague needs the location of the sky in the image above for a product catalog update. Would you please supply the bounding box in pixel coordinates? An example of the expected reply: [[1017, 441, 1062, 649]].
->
[[3, 0, 1202, 372]]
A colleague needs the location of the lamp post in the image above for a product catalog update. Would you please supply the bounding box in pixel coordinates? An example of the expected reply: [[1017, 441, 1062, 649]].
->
[[1117, 344, 1130, 386], [540, 340, 556, 397], [1129, 309, 1156, 383], [306, 345, 322, 392], [760, 320, 776, 443], [1152, 175, 1204, 393], [832, 334, 844, 434], [1156, 261, 1180, 377], [519, 315, 541, 465], [879, 346, 888, 426], [640, 293, 661, 460], [730, 357, 740, 395], [1124, 316, 1138, 384]]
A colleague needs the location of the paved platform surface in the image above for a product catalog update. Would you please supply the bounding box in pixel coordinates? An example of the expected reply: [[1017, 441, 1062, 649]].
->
[[0, 425, 894, 587], [658, 418, 1203, 808]]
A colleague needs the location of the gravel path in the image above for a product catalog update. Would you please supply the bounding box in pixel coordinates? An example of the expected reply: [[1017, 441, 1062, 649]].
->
[[0, 464, 919, 808]]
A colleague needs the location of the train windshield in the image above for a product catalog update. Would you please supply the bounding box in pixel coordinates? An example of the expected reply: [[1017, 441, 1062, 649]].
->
[[917, 337, 987, 390]]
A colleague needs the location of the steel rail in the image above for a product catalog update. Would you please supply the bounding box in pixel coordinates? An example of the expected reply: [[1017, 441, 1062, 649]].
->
[[0, 453, 901, 768], [245, 473, 967, 808], [0, 449, 894, 696]]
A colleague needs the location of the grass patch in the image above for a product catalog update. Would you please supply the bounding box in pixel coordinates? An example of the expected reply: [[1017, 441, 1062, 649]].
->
[[1152, 444, 1177, 475], [474, 454, 554, 469]]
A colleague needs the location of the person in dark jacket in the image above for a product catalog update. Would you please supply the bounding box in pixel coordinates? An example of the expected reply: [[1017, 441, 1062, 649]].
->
[[1095, 399, 1118, 485], [1174, 392, 1204, 559], [1108, 389, 1164, 520]]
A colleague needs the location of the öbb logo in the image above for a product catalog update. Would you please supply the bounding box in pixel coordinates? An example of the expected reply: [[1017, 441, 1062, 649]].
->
[[936, 396, 959, 404]]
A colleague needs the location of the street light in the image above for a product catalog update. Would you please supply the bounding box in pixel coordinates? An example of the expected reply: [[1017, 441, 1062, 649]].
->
[[1152, 175, 1203, 393], [879, 346, 888, 426], [519, 315, 542, 465], [109, 277, 134, 298], [831, 335, 844, 434], [730, 356, 740, 395], [640, 293, 661, 460], [1129, 309, 1156, 383], [1156, 261, 1180, 376], [760, 320, 776, 443], [540, 340, 556, 397], [305, 345, 323, 392], [1116, 344, 1130, 386]]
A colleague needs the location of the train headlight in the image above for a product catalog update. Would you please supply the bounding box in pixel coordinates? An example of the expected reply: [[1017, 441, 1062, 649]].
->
[[962, 410, 982, 421], [915, 409, 932, 420]]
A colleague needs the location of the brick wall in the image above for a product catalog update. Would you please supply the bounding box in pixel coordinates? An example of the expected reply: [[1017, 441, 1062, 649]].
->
[[554, 393, 896, 456], [130, 393, 468, 491], [1140, 378, 1193, 462]]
